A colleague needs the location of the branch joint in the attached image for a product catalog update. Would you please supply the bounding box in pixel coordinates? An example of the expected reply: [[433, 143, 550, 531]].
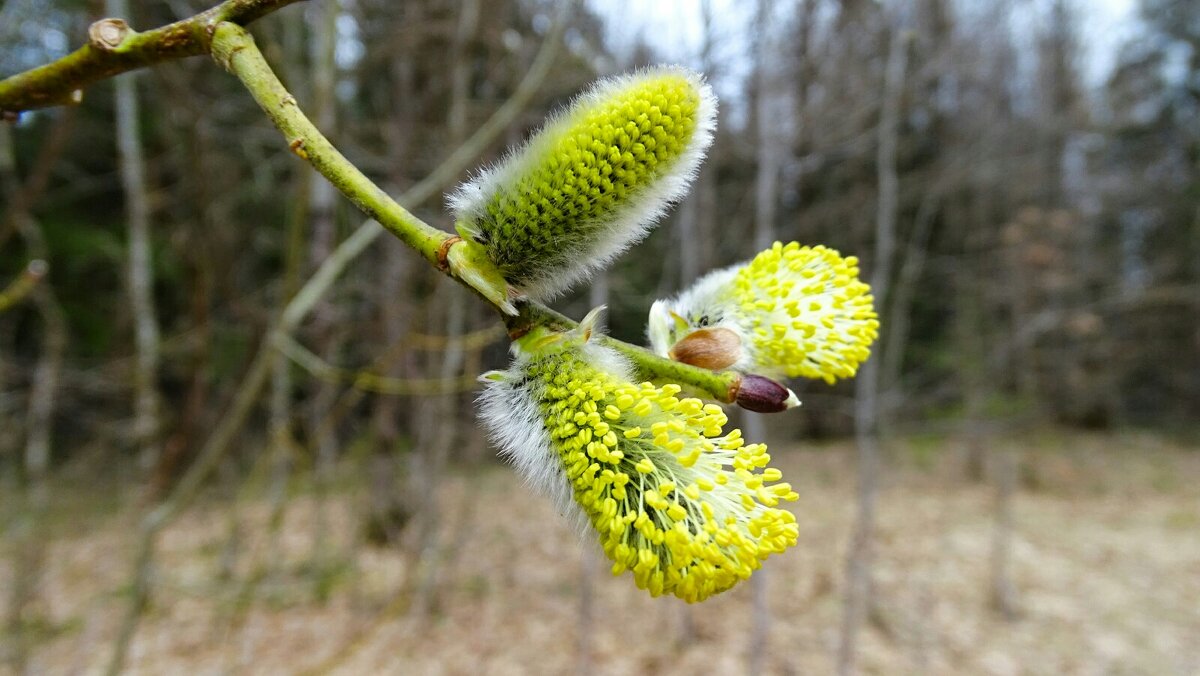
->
[[88, 18, 132, 52]]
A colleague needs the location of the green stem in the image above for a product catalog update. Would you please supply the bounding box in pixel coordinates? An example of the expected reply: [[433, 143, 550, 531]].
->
[[504, 302, 742, 403], [0, 0, 305, 114], [210, 23, 448, 264], [210, 20, 744, 405]]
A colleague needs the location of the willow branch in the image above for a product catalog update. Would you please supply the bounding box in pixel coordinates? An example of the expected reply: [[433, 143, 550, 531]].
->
[[0, 260, 46, 313], [211, 23, 448, 263], [210, 22, 744, 405], [0, 0, 305, 114], [214, 22, 745, 407]]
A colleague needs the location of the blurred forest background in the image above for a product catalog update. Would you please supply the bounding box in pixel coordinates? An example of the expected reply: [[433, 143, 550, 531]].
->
[[1, 0, 1198, 674]]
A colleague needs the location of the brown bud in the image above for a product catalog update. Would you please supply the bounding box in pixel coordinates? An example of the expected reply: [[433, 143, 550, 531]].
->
[[668, 327, 742, 371], [88, 18, 129, 51], [735, 374, 800, 413]]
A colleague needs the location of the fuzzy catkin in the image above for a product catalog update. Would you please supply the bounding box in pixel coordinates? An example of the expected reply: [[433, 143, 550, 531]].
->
[[649, 242, 879, 384], [478, 318, 798, 602], [451, 66, 716, 300]]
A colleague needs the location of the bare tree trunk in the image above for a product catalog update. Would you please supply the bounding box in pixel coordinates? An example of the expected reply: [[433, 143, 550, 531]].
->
[[747, 4, 782, 669], [959, 279, 989, 482], [408, 0, 481, 617], [365, 2, 423, 547], [880, 187, 941, 417], [106, 0, 162, 475], [680, 0, 717, 286], [0, 121, 66, 676], [753, 1, 781, 254], [408, 286, 467, 618], [265, 4, 310, 569], [838, 16, 907, 676], [989, 449, 1019, 619], [306, 0, 342, 578]]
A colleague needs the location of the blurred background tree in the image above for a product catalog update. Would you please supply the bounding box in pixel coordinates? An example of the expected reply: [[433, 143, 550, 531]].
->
[[0, 0, 1197, 673]]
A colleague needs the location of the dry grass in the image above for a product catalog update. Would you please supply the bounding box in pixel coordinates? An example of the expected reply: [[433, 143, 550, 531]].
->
[[4, 429, 1199, 675]]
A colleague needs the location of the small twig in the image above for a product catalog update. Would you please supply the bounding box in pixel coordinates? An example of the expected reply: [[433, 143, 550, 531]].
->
[[405, 325, 504, 351], [211, 23, 450, 266], [0, 260, 47, 314], [274, 333, 489, 395], [0, 0, 305, 114]]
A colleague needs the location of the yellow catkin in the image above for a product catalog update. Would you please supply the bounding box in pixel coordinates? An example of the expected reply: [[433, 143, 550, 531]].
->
[[733, 242, 879, 383], [521, 339, 798, 603], [649, 241, 879, 384]]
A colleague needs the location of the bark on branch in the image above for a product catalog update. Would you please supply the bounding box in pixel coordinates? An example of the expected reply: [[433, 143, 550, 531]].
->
[[0, 0, 305, 114]]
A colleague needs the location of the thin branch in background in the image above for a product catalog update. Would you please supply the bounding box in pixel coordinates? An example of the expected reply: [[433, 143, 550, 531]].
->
[[305, 0, 343, 590], [0, 107, 77, 251], [407, 0, 479, 618], [838, 13, 909, 676], [747, 3, 779, 670], [262, 0, 312, 599], [276, 333, 494, 395], [0, 259, 46, 314], [106, 0, 163, 476], [989, 449, 1020, 620], [0, 122, 66, 676]]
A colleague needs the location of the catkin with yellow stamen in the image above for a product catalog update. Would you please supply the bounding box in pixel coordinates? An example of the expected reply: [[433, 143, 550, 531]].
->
[[479, 311, 798, 602], [450, 66, 716, 301], [649, 241, 880, 384]]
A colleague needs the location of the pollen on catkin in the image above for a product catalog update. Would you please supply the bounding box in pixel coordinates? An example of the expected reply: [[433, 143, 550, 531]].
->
[[450, 66, 716, 301], [648, 241, 880, 384], [478, 316, 798, 603]]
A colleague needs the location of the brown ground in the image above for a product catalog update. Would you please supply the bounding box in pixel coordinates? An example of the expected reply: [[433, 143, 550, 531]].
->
[[4, 429, 1199, 675]]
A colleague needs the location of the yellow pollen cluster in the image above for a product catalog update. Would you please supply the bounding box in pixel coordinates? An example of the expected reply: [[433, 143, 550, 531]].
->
[[525, 346, 799, 602], [733, 242, 879, 384], [475, 73, 701, 284]]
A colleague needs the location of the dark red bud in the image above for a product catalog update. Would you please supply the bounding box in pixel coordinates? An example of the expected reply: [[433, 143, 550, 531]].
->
[[735, 374, 800, 413]]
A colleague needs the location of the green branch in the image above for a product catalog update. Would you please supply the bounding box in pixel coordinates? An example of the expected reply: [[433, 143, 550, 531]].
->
[[503, 302, 743, 404], [210, 21, 746, 406], [0, 0, 305, 114], [210, 22, 448, 264]]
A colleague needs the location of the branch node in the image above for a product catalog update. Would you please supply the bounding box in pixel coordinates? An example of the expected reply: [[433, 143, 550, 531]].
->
[[88, 18, 131, 51], [726, 375, 742, 404], [436, 235, 462, 273], [288, 138, 308, 159]]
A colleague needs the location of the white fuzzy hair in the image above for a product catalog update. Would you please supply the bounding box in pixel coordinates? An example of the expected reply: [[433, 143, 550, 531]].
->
[[647, 264, 743, 356], [450, 65, 718, 301], [477, 332, 635, 535]]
